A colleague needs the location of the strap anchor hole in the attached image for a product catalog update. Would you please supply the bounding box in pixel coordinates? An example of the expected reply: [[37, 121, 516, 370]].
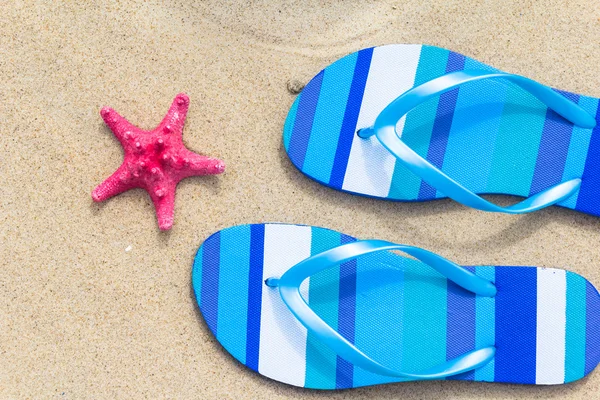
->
[[265, 277, 280, 287]]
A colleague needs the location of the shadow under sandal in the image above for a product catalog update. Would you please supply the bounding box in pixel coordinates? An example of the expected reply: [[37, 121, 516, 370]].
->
[[283, 44, 600, 216], [192, 223, 600, 389]]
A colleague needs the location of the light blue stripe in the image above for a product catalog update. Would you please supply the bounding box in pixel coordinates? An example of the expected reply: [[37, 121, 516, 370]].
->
[[559, 96, 599, 209], [353, 251, 406, 386], [303, 52, 358, 184], [441, 58, 507, 195], [474, 266, 495, 382], [305, 228, 341, 389], [401, 255, 447, 375], [192, 247, 203, 307], [283, 98, 299, 151], [216, 226, 251, 364], [565, 272, 587, 382], [486, 86, 547, 196]]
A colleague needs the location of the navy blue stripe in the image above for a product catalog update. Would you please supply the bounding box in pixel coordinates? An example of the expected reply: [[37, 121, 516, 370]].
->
[[200, 232, 221, 336], [329, 48, 374, 189], [446, 266, 476, 381], [418, 52, 466, 199], [576, 103, 600, 216], [287, 71, 324, 170], [245, 224, 265, 372], [494, 267, 537, 384], [585, 281, 600, 375], [529, 91, 579, 195], [335, 234, 357, 389]]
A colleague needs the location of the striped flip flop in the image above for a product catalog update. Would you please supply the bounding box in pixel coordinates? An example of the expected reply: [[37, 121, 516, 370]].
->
[[283, 44, 600, 215], [192, 223, 600, 388]]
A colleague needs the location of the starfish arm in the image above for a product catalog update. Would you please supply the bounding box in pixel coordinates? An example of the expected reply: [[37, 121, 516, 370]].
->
[[94, 93, 224, 231], [100, 107, 139, 145], [178, 150, 225, 178], [149, 183, 176, 231], [156, 93, 189, 135], [92, 164, 137, 202]]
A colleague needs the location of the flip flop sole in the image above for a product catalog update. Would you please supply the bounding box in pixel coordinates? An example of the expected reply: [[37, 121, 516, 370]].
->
[[283, 45, 600, 216], [193, 223, 600, 388]]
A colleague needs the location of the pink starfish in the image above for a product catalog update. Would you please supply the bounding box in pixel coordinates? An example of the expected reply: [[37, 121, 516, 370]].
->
[[92, 93, 225, 231]]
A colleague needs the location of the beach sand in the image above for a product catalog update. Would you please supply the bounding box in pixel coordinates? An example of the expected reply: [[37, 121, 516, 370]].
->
[[2, 0, 600, 398]]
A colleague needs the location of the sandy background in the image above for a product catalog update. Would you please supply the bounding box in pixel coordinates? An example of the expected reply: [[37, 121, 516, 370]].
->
[[2, 0, 600, 398]]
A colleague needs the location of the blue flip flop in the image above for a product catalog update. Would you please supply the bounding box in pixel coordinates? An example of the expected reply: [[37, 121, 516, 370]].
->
[[192, 223, 600, 388], [283, 44, 600, 215]]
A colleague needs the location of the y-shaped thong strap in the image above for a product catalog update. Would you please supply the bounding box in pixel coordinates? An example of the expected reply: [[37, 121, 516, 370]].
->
[[357, 70, 597, 213], [266, 240, 496, 379]]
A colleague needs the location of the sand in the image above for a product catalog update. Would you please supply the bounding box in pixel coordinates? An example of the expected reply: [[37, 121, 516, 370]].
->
[[2, 0, 600, 398]]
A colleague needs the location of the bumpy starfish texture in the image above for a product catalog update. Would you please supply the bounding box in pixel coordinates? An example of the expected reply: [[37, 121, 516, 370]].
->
[[92, 93, 225, 230]]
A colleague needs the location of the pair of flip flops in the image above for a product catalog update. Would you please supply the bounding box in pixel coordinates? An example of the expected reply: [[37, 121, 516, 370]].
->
[[194, 45, 600, 389]]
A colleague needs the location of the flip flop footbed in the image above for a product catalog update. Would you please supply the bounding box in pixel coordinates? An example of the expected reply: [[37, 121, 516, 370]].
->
[[283, 45, 600, 215], [193, 223, 600, 389]]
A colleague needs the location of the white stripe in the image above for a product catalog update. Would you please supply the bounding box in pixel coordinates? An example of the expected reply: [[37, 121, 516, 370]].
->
[[536, 268, 566, 384], [258, 224, 312, 387], [342, 44, 422, 197]]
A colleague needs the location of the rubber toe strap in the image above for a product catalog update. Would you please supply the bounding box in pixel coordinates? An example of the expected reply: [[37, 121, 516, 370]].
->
[[266, 240, 496, 379], [358, 70, 594, 213]]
